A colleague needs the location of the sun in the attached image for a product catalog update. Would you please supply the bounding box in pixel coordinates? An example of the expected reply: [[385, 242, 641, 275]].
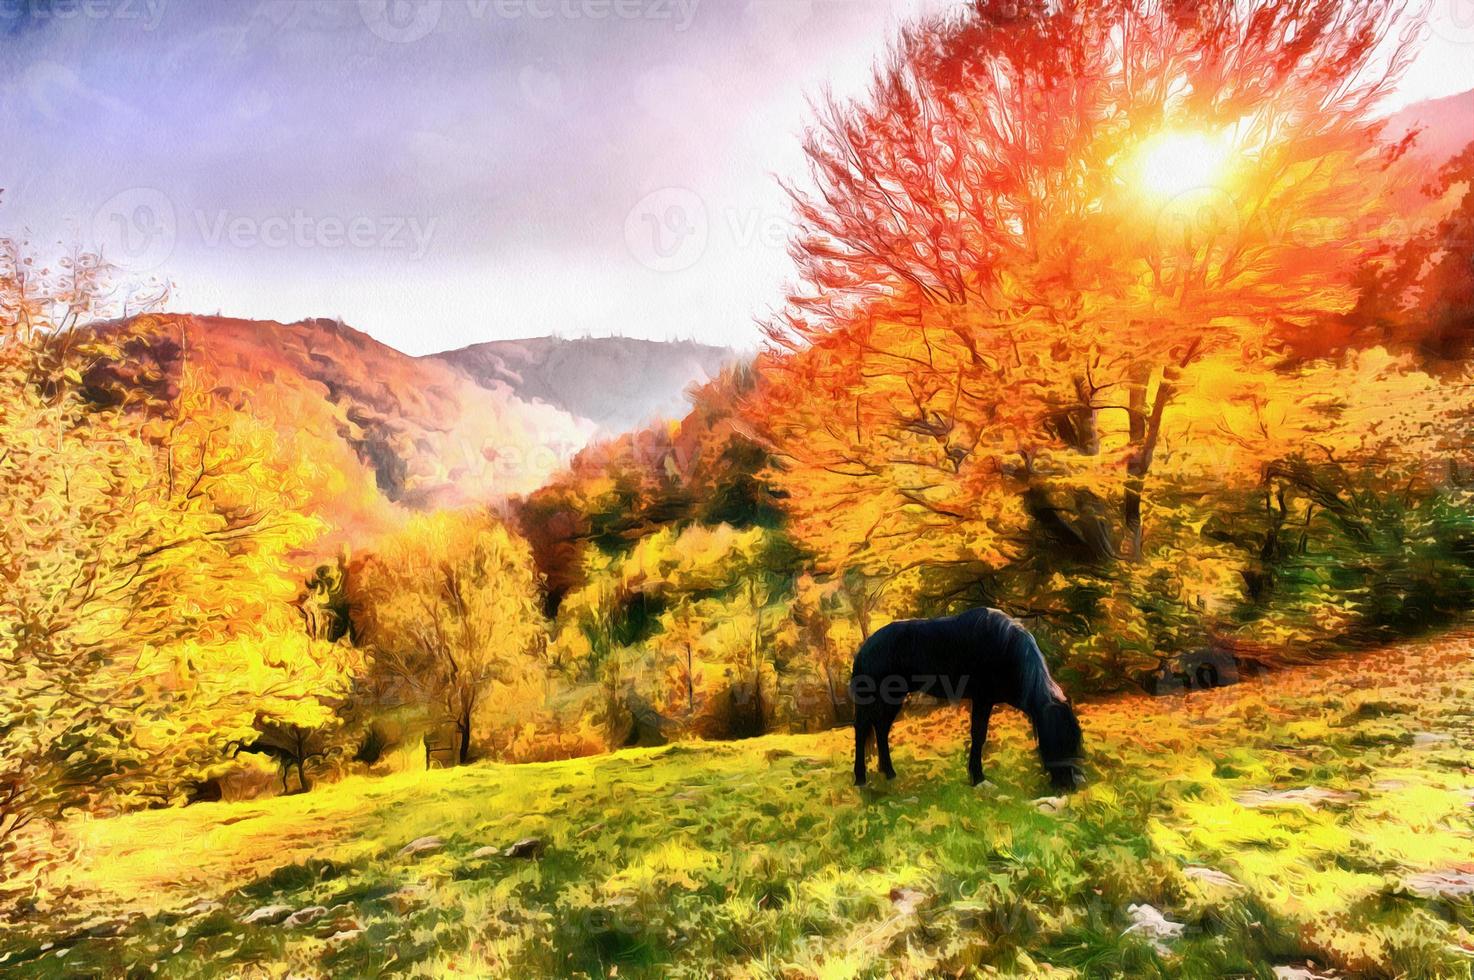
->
[[1132, 130, 1234, 199]]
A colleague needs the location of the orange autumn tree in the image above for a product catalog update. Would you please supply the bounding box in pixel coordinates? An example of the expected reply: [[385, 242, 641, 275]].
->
[[753, 0, 1426, 594]]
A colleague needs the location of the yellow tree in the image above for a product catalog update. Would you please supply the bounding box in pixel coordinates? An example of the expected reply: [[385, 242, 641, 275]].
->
[[653, 599, 706, 718], [351, 510, 547, 765], [787, 574, 862, 725], [1, 243, 333, 886]]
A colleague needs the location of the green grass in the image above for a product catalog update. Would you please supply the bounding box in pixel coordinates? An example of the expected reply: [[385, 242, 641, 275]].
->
[[3, 635, 1474, 978]]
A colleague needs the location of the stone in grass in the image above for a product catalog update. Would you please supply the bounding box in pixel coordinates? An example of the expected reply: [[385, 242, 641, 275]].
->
[[239, 904, 295, 926], [888, 887, 927, 915], [470, 845, 501, 860], [282, 906, 328, 929], [1402, 870, 1474, 900], [1033, 796, 1067, 813], [397, 835, 446, 859], [504, 837, 546, 859], [1183, 866, 1245, 892], [1412, 732, 1455, 748], [178, 899, 223, 919], [1234, 787, 1358, 810], [1122, 903, 1185, 954], [1273, 965, 1339, 979]]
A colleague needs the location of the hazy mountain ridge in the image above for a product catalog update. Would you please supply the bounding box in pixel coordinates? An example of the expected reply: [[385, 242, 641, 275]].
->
[[87, 316, 734, 543], [433, 336, 738, 436], [1387, 87, 1474, 168], [90, 315, 591, 542]]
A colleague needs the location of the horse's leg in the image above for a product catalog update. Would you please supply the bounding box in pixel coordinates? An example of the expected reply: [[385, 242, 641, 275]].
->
[[968, 700, 993, 786], [853, 702, 872, 786], [876, 700, 901, 780]]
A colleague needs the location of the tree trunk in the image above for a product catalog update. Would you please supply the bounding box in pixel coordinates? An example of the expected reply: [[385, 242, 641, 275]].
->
[[821, 661, 844, 725], [457, 716, 472, 765], [685, 643, 695, 715], [843, 577, 873, 640], [1070, 375, 1100, 455], [1122, 372, 1173, 559], [750, 579, 764, 734]]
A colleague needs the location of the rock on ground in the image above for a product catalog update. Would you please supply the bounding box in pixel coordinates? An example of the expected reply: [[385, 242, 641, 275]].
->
[[504, 837, 546, 859], [888, 887, 927, 915], [396, 835, 446, 858], [1234, 787, 1358, 809], [1402, 870, 1474, 899], [240, 904, 295, 926], [283, 906, 328, 928], [1273, 965, 1339, 979], [177, 899, 223, 919], [1183, 866, 1244, 891], [1123, 903, 1185, 953]]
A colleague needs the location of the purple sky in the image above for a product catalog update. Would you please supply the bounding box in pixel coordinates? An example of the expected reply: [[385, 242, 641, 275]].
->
[[4, 0, 1474, 354]]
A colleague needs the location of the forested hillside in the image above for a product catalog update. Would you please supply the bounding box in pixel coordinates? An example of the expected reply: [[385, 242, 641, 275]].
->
[[5, 4, 1474, 975]]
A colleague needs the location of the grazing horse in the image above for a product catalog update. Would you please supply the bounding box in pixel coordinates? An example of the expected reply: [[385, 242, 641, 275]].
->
[[849, 608, 1084, 790]]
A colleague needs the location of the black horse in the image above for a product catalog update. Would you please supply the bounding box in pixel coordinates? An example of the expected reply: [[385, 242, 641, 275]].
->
[[849, 608, 1084, 790]]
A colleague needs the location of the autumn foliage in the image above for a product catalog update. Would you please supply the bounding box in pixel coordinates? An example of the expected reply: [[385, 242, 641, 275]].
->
[[749, 0, 1474, 680], [4, 0, 1474, 923]]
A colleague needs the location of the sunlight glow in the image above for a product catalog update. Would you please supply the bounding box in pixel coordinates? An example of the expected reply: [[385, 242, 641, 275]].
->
[[1132, 130, 1234, 199]]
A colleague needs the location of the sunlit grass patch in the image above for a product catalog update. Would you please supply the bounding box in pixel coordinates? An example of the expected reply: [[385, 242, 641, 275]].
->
[[3, 634, 1474, 977]]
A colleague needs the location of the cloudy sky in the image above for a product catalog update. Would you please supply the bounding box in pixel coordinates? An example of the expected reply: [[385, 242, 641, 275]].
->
[[3, 0, 1474, 354]]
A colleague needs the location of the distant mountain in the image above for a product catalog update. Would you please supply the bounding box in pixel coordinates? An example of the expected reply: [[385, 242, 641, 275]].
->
[[87, 315, 595, 545], [82, 317, 736, 546], [432, 336, 737, 436], [1386, 87, 1474, 168]]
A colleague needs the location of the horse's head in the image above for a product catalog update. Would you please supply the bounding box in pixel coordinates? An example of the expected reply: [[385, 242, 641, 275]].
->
[[1036, 698, 1084, 791]]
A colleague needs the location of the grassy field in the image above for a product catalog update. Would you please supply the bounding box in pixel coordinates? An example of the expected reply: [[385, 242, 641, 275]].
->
[[3, 637, 1474, 978]]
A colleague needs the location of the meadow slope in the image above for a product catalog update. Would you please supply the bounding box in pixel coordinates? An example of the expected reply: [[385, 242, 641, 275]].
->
[[4, 636, 1474, 978]]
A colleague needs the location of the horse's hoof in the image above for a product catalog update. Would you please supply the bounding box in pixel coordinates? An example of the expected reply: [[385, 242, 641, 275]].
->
[[854, 775, 867, 787], [969, 774, 986, 787], [1049, 768, 1084, 792], [883, 770, 897, 781]]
